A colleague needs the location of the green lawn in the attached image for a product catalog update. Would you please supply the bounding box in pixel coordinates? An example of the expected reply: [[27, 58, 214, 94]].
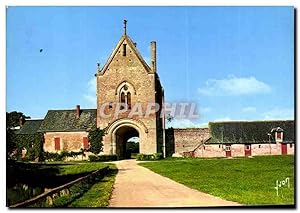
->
[[140, 155, 294, 206], [70, 164, 118, 207], [54, 162, 110, 176]]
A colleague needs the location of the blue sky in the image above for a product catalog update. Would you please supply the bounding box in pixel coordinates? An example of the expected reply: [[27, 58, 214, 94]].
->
[[6, 6, 294, 127]]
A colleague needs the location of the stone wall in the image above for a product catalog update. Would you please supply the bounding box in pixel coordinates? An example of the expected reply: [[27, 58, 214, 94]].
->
[[192, 143, 293, 158], [172, 128, 210, 155], [44, 131, 88, 152]]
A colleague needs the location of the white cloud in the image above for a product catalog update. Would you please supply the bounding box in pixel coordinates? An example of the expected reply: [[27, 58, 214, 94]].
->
[[166, 119, 208, 128], [263, 108, 294, 120], [198, 75, 271, 96], [242, 107, 257, 113], [83, 78, 96, 107]]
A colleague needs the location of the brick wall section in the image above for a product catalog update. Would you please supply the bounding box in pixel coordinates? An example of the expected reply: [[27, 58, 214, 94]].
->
[[44, 132, 88, 152], [172, 128, 210, 154]]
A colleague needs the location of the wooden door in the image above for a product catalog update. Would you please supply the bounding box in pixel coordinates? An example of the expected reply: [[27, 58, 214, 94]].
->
[[281, 143, 287, 155], [225, 145, 231, 157], [245, 144, 251, 156]]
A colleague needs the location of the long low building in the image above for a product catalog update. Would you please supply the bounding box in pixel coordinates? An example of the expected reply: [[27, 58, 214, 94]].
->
[[167, 120, 294, 158]]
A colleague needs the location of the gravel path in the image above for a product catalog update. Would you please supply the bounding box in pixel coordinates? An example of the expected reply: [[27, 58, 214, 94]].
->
[[109, 159, 241, 207]]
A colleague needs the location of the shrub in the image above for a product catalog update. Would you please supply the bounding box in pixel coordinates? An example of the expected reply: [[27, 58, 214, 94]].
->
[[43, 149, 86, 161], [88, 128, 104, 154], [136, 153, 163, 161], [88, 154, 118, 162]]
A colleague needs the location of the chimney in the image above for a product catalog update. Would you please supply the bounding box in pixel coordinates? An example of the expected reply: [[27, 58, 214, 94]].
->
[[151, 41, 156, 72], [76, 105, 81, 118], [19, 116, 25, 127]]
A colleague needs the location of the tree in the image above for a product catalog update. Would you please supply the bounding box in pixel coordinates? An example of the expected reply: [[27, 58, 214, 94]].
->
[[6, 128, 17, 159], [88, 128, 104, 154], [6, 111, 30, 160], [6, 111, 30, 129]]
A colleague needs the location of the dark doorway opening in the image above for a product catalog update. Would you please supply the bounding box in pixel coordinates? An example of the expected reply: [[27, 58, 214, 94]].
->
[[115, 126, 139, 159]]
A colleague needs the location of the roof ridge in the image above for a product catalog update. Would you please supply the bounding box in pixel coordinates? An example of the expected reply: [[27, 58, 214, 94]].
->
[[48, 108, 96, 111]]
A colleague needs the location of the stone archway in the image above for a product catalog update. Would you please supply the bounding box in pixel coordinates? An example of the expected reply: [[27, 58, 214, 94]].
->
[[115, 126, 139, 159], [106, 119, 147, 159]]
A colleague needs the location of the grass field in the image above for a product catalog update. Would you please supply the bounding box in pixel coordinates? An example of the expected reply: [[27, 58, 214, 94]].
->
[[54, 162, 110, 175], [140, 155, 294, 205], [70, 164, 118, 207]]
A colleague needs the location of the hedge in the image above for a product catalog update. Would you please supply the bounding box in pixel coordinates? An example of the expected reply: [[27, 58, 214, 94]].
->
[[88, 154, 118, 162], [136, 153, 163, 161]]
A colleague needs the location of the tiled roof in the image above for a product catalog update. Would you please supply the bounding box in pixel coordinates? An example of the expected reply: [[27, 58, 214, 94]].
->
[[38, 109, 96, 132], [17, 120, 43, 135], [207, 120, 294, 144]]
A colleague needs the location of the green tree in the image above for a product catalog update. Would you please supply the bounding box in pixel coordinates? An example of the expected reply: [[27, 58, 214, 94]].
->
[[88, 128, 104, 154], [6, 111, 30, 128], [6, 128, 17, 159]]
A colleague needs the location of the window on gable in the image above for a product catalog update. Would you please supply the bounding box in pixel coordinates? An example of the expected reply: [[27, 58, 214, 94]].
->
[[127, 92, 131, 109], [276, 132, 282, 140], [120, 92, 126, 109], [123, 44, 127, 56]]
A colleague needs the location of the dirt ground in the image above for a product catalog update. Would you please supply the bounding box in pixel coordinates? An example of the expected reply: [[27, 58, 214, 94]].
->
[[108, 159, 241, 207]]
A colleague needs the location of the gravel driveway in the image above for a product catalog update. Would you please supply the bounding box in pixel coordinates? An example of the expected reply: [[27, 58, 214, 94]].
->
[[109, 159, 241, 207]]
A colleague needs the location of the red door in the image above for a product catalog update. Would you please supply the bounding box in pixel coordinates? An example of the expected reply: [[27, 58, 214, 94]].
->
[[225, 145, 231, 157], [281, 143, 287, 155], [245, 144, 251, 156], [83, 137, 89, 149], [54, 137, 60, 150]]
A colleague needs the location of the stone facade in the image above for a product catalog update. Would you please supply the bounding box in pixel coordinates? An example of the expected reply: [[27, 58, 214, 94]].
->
[[168, 121, 294, 158], [169, 128, 210, 154], [44, 132, 88, 152], [182, 143, 294, 158], [96, 26, 164, 158]]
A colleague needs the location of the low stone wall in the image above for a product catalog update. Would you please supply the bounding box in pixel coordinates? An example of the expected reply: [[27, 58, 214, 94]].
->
[[171, 128, 210, 154]]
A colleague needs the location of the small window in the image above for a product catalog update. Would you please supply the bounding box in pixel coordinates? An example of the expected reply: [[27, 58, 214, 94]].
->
[[109, 102, 113, 109], [203, 146, 205, 150], [290, 144, 293, 148], [122, 44, 127, 56], [225, 145, 231, 151], [219, 145, 221, 148], [259, 145, 261, 148], [276, 132, 282, 140], [245, 145, 251, 150], [127, 92, 131, 109], [54, 137, 60, 151]]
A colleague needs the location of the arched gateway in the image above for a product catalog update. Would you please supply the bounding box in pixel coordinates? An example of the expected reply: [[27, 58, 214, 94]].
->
[[95, 20, 165, 159]]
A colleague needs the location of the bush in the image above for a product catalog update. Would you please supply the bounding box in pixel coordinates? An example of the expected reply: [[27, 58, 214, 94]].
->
[[136, 153, 163, 161], [88, 154, 118, 162], [88, 128, 104, 154], [43, 149, 86, 161]]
